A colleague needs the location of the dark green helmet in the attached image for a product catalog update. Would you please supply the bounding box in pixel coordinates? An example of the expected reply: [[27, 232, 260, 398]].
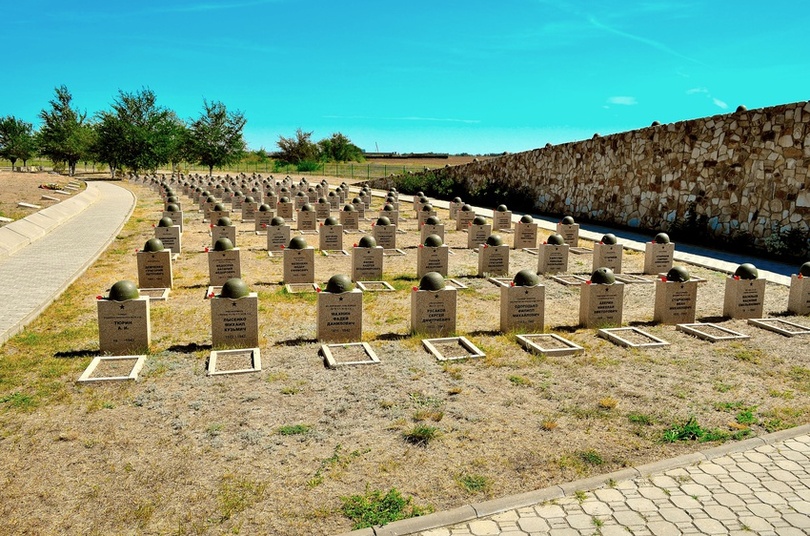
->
[[343, 204, 355, 212], [561, 216, 575, 225], [472, 216, 487, 225], [654, 232, 671, 244], [383, 203, 395, 212], [666, 266, 690, 282], [735, 263, 758, 280], [496, 204, 508, 212], [258, 204, 272, 212], [425, 216, 440, 225], [325, 274, 354, 294], [590, 267, 616, 285], [486, 234, 504, 246], [461, 204, 472, 212], [422, 203, 434, 212], [158, 216, 174, 227], [270, 216, 285, 226], [300, 203, 314, 212], [513, 269, 540, 287], [213, 202, 226, 211], [358, 235, 377, 248], [424, 234, 443, 247], [601, 233, 618, 245], [324, 216, 339, 226], [279, 196, 290, 203], [216, 217, 232, 227], [166, 203, 180, 212], [288, 236, 308, 250], [800, 262, 810, 277], [108, 280, 140, 301], [453, 197, 462, 203], [220, 278, 250, 299], [244, 196, 255, 203], [520, 215, 534, 224], [143, 238, 164, 252], [213, 238, 234, 251], [547, 233, 565, 245], [376, 216, 391, 226], [419, 272, 445, 291]]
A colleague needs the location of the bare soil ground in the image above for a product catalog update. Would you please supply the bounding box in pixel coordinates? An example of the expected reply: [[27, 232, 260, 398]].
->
[[0, 174, 808, 535], [0, 169, 90, 221]]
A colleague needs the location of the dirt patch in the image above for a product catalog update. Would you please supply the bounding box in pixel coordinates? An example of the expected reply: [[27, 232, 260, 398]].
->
[[0, 169, 90, 221], [0, 176, 808, 535]]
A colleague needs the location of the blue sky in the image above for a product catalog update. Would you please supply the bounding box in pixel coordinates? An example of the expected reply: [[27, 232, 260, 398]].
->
[[2, 1, 808, 154]]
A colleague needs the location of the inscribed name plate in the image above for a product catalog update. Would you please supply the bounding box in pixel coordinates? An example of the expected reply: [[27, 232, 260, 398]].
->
[[456, 211, 475, 231], [255, 211, 274, 232], [211, 225, 236, 248], [137, 250, 173, 289], [283, 248, 315, 283], [643, 242, 675, 274], [556, 223, 580, 247], [537, 244, 570, 274], [579, 282, 625, 328], [653, 279, 698, 324], [320, 224, 344, 251], [592, 242, 623, 274], [467, 223, 491, 249], [208, 249, 241, 285], [478, 244, 510, 276], [97, 297, 151, 355], [267, 225, 291, 252], [420, 222, 445, 244], [513, 221, 537, 250], [210, 293, 259, 348], [500, 284, 545, 332], [411, 288, 457, 336], [154, 226, 181, 255], [417, 245, 449, 278], [372, 224, 397, 249], [340, 211, 360, 231], [492, 211, 512, 232], [297, 210, 318, 231], [317, 289, 363, 342], [723, 278, 766, 319], [352, 247, 384, 282], [277, 201, 294, 220], [788, 275, 810, 315]]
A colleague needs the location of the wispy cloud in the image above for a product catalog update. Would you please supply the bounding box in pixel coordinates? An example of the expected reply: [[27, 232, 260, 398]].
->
[[687, 87, 728, 109], [323, 115, 480, 124], [607, 96, 638, 106], [587, 15, 705, 65], [155, 0, 280, 14]]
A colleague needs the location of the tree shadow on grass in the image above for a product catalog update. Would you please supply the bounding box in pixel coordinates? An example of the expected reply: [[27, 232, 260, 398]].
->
[[167, 342, 212, 353], [628, 320, 658, 328], [54, 349, 99, 359], [373, 332, 410, 341], [466, 329, 501, 338], [697, 315, 728, 323], [275, 336, 317, 346]]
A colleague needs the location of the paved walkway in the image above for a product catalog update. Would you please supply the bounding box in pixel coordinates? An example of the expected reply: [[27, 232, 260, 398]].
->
[[0, 181, 135, 345]]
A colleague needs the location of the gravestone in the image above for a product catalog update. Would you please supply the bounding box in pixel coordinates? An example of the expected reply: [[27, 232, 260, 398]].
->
[[644, 233, 675, 274], [137, 239, 173, 289], [478, 235, 510, 276], [317, 275, 363, 342], [208, 238, 241, 285], [380, 204, 400, 226], [579, 268, 624, 328], [163, 204, 184, 232], [556, 216, 580, 247], [255, 204, 275, 232], [500, 269, 545, 332], [210, 278, 259, 348], [277, 197, 294, 220], [420, 216, 445, 244], [231, 191, 245, 210], [241, 196, 258, 222], [202, 196, 218, 219], [211, 217, 237, 247], [351, 197, 366, 220], [294, 191, 309, 210], [372, 217, 397, 249], [207, 203, 229, 225], [352, 236, 384, 282], [492, 205, 512, 232], [413, 194, 428, 214], [537, 234, 570, 274], [513, 215, 537, 249], [411, 272, 457, 336], [267, 217, 291, 253], [417, 204, 437, 226], [316, 197, 331, 220], [97, 280, 150, 355], [263, 190, 278, 207], [449, 197, 463, 220], [319, 217, 345, 252], [592, 233, 623, 274], [467, 216, 491, 249], [154, 216, 181, 255], [328, 191, 340, 209], [723, 263, 766, 319], [297, 203, 318, 231], [283, 236, 316, 283], [653, 266, 698, 324], [456, 204, 476, 230], [417, 234, 450, 278], [788, 263, 810, 315], [340, 204, 360, 231]]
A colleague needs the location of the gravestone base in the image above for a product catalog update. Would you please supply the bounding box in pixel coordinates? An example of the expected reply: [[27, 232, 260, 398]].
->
[[77, 355, 147, 382], [592, 243, 623, 274], [317, 289, 363, 342], [676, 322, 750, 342], [356, 281, 395, 292], [138, 288, 170, 301], [210, 293, 259, 348], [500, 284, 545, 332], [723, 278, 766, 319], [97, 297, 151, 355], [579, 282, 624, 328], [643, 242, 675, 274], [598, 327, 669, 348], [422, 337, 485, 361], [321, 342, 380, 368], [285, 283, 320, 293], [653, 279, 698, 324], [411, 288, 457, 336], [207, 348, 261, 376], [516, 334, 583, 357], [788, 275, 810, 315], [748, 318, 810, 337]]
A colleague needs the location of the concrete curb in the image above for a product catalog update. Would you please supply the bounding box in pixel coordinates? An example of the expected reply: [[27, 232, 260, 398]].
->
[[0, 182, 99, 260], [337, 424, 810, 535]]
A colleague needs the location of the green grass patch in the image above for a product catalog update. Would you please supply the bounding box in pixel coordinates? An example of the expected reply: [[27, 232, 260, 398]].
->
[[402, 424, 439, 446], [662, 416, 749, 443], [340, 487, 431, 529], [457, 473, 491, 494], [278, 424, 311, 436]]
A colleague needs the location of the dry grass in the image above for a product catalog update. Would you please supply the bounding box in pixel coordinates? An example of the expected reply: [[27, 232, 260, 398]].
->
[[0, 173, 808, 535]]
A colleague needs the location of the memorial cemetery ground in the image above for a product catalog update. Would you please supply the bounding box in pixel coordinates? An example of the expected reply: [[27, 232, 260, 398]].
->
[[0, 172, 808, 535]]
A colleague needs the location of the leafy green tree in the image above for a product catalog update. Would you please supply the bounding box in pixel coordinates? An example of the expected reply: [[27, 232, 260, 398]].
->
[[318, 132, 364, 162], [186, 100, 247, 176], [94, 88, 185, 177], [37, 85, 90, 176], [276, 128, 320, 165], [0, 116, 37, 170]]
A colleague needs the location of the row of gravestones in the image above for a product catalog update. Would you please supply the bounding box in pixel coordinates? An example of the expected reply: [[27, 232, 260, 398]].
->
[[99, 176, 810, 359]]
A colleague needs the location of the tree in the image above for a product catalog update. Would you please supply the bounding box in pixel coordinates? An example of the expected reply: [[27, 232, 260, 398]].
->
[[318, 132, 364, 162], [186, 100, 247, 177], [0, 116, 37, 170], [94, 88, 185, 177], [37, 85, 90, 176], [276, 128, 320, 165]]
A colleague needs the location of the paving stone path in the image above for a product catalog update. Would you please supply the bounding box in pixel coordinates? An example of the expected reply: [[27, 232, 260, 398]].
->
[[0, 181, 135, 345]]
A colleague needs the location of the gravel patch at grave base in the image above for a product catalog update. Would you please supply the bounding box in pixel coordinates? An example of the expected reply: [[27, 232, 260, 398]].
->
[[0, 177, 808, 536]]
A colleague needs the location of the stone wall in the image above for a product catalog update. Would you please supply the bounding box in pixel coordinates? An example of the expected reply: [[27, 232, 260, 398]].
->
[[378, 101, 810, 251]]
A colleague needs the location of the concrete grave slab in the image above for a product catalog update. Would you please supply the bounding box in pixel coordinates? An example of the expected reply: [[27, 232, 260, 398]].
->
[[446, 278, 468, 290], [644, 242, 675, 274], [516, 334, 584, 357], [17, 202, 41, 209], [77, 355, 146, 382], [788, 275, 810, 315], [748, 318, 810, 337], [138, 288, 170, 301], [205, 285, 223, 299], [676, 322, 750, 342], [723, 278, 766, 319], [551, 274, 588, 286], [613, 274, 655, 284], [356, 281, 395, 292], [487, 277, 511, 288], [522, 247, 539, 255], [285, 283, 320, 293], [317, 289, 363, 342], [321, 249, 349, 256], [422, 337, 485, 361], [207, 348, 261, 376], [598, 327, 669, 348], [383, 248, 406, 256], [321, 342, 380, 369], [592, 242, 623, 273], [569, 247, 593, 255], [210, 293, 259, 348], [97, 297, 151, 355]]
